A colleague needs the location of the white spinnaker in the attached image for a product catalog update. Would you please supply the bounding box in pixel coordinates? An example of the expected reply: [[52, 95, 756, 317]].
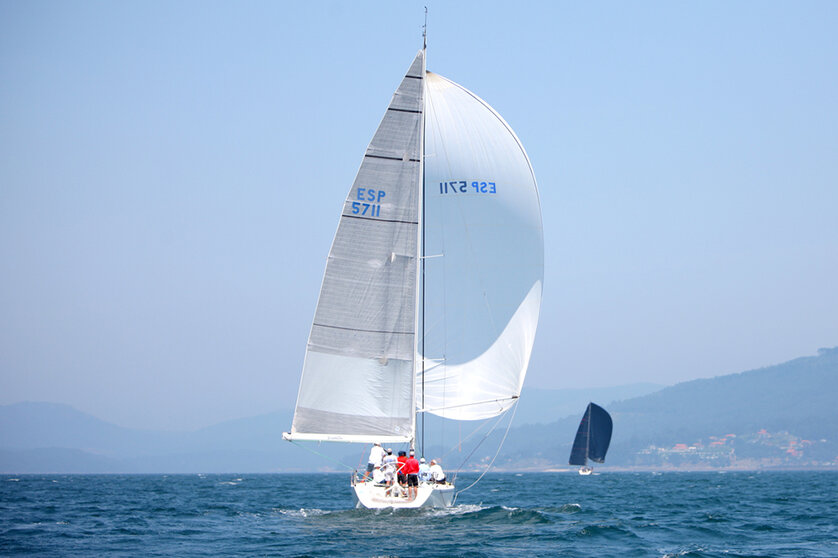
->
[[287, 51, 425, 442], [420, 72, 543, 421]]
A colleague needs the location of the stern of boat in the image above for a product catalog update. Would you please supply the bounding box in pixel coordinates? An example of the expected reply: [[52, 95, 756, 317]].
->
[[352, 479, 454, 509]]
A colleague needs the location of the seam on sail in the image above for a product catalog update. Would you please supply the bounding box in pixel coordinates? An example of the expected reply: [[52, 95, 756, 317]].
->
[[388, 108, 422, 114], [341, 214, 418, 225], [312, 323, 413, 335], [364, 154, 421, 162]]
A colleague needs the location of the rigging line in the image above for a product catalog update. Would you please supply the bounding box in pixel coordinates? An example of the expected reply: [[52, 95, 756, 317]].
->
[[419, 395, 519, 413], [423, 6, 428, 50], [440, 411, 505, 462], [287, 439, 355, 473], [453, 399, 519, 504]]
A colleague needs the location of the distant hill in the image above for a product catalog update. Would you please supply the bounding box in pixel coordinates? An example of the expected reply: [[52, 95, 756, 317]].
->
[[2, 348, 837, 473], [483, 347, 838, 470], [0, 403, 349, 473]]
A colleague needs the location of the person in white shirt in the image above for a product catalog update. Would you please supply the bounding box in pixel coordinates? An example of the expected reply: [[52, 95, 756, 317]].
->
[[418, 457, 431, 482], [429, 459, 446, 484], [382, 448, 398, 486], [362, 442, 386, 481]]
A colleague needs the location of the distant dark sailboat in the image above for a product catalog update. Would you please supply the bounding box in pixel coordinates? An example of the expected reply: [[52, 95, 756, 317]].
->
[[569, 402, 613, 475]]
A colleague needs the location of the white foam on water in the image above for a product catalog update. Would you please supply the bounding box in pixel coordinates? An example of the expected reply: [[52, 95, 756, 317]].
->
[[277, 508, 328, 518], [425, 503, 487, 518]]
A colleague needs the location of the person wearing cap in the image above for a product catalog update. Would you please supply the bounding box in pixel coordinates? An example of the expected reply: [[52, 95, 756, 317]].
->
[[382, 448, 397, 487], [418, 457, 431, 482], [429, 459, 446, 484], [404, 449, 420, 499], [362, 442, 386, 481]]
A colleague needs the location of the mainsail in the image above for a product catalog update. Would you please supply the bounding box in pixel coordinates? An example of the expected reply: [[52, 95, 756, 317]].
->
[[569, 402, 613, 466], [285, 49, 543, 445], [287, 52, 425, 442]]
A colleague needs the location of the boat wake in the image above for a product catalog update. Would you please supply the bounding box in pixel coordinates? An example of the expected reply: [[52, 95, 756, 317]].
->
[[275, 508, 329, 518], [439, 505, 553, 525]]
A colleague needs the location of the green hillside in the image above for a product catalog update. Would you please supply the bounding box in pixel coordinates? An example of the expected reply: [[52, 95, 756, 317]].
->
[[475, 347, 838, 470]]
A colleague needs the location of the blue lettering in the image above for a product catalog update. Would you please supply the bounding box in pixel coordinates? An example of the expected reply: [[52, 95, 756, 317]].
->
[[351, 201, 360, 214], [357, 188, 366, 200], [435, 180, 497, 196], [377, 190, 386, 202]]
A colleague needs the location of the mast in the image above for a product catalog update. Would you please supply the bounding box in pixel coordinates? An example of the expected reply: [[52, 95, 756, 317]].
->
[[586, 403, 592, 466], [419, 29, 427, 458], [423, 7, 428, 49]]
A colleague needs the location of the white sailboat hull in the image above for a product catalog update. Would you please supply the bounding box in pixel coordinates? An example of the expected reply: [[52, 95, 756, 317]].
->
[[352, 481, 454, 509]]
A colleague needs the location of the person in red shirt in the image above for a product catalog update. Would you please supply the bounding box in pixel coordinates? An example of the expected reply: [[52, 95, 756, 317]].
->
[[396, 450, 408, 487], [403, 449, 420, 500]]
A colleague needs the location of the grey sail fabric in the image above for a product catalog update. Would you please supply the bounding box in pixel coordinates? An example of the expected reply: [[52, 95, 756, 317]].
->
[[288, 51, 425, 442]]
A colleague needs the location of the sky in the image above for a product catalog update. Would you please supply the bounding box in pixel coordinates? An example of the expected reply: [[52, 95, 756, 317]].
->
[[1, 1, 836, 431]]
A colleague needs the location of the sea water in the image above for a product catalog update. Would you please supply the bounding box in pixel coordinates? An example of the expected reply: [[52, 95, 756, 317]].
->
[[2, 471, 836, 557]]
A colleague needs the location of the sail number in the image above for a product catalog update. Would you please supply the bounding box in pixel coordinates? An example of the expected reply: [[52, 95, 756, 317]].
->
[[352, 188, 386, 217], [439, 180, 497, 194]]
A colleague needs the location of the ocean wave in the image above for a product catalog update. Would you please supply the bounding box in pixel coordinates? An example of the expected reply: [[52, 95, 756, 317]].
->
[[660, 547, 707, 558], [276, 508, 329, 518], [576, 523, 641, 541], [443, 505, 552, 525]]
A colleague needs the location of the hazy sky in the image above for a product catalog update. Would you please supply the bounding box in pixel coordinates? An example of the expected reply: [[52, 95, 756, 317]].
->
[[2, 1, 836, 431]]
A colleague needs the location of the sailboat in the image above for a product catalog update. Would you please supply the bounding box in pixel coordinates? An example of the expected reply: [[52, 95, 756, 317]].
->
[[569, 402, 613, 475], [282, 45, 543, 509]]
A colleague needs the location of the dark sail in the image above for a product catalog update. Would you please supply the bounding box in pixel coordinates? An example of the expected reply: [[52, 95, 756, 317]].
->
[[587, 403, 612, 463], [568, 402, 613, 466], [568, 405, 591, 465]]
